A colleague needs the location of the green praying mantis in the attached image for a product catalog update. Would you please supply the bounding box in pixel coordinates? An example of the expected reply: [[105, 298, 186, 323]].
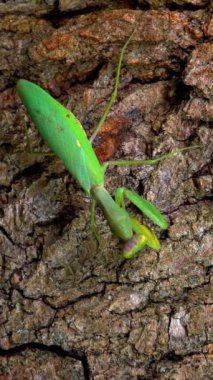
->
[[16, 35, 200, 259]]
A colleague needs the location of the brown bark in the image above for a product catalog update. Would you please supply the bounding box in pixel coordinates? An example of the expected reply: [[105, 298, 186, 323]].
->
[[0, 0, 212, 378]]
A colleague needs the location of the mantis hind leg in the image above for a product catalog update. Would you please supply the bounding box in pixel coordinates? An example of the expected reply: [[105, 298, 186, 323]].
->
[[89, 33, 134, 143]]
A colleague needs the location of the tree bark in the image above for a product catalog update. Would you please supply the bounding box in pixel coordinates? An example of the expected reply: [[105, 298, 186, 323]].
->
[[0, 0, 212, 378]]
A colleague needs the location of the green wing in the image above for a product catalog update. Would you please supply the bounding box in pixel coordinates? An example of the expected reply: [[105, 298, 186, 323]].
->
[[17, 79, 104, 194]]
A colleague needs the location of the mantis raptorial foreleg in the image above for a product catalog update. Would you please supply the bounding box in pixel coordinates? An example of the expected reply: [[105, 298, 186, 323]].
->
[[115, 187, 168, 229], [123, 218, 160, 258]]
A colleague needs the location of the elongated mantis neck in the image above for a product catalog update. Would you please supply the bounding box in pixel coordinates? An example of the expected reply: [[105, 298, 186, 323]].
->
[[91, 185, 133, 241]]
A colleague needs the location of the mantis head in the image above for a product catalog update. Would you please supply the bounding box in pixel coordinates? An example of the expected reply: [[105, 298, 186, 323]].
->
[[122, 218, 161, 259]]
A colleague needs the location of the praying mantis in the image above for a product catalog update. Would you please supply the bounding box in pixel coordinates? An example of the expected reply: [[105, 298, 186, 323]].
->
[[16, 35, 199, 259]]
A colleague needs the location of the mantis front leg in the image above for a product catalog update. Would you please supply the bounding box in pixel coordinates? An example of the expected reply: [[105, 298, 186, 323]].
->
[[122, 218, 161, 259], [114, 187, 165, 258], [115, 187, 168, 229]]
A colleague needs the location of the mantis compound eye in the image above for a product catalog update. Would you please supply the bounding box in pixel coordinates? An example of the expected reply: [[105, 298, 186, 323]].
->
[[122, 234, 147, 259]]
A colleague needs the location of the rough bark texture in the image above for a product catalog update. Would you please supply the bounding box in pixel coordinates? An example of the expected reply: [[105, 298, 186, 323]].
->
[[0, 0, 212, 379]]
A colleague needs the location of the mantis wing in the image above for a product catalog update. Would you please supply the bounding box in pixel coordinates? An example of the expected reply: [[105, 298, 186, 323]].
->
[[17, 79, 104, 194]]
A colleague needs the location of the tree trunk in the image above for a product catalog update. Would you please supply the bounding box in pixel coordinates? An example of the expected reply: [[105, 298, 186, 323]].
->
[[0, 0, 212, 378]]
